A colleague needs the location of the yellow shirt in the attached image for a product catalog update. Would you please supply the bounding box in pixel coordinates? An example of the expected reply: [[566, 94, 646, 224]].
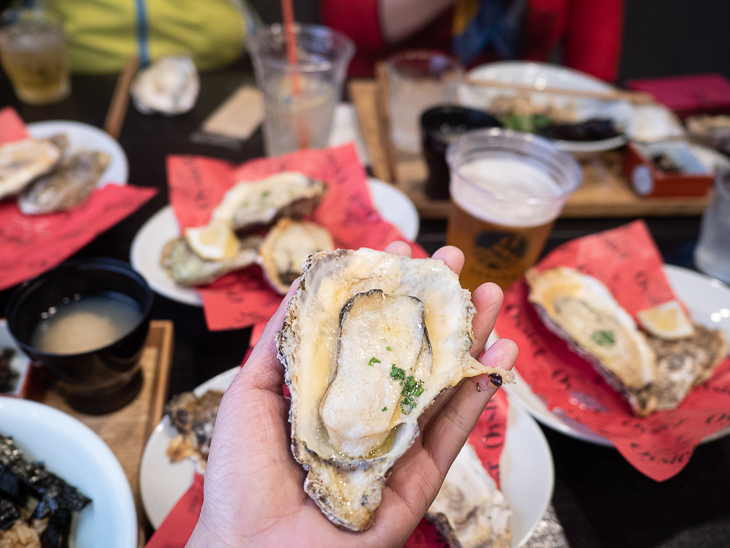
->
[[45, 0, 248, 73]]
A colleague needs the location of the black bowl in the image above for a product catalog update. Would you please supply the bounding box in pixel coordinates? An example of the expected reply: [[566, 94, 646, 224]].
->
[[421, 105, 502, 200], [6, 258, 154, 413]]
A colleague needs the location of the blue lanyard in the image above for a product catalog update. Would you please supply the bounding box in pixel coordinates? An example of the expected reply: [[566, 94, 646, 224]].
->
[[134, 0, 150, 66]]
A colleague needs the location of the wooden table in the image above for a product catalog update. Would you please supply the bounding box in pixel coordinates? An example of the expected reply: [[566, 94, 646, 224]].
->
[[1, 63, 728, 547]]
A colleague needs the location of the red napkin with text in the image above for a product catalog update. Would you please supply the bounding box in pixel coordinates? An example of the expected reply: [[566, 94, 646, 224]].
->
[[0, 107, 157, 291], [144, 389, 509, 547], [495, 220, 730, 481], [167, 144, 427, 331]]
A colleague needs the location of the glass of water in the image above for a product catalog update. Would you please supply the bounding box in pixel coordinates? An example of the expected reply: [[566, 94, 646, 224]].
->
[[694, 170, 730, 283]]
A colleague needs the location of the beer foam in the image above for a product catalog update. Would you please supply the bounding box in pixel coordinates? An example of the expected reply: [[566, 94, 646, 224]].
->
[[451, 156, 567, 227]]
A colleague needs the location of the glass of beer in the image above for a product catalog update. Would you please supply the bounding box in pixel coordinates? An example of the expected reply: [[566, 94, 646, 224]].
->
[[0, 9, 71, 105], [446, 128, 582, 292]]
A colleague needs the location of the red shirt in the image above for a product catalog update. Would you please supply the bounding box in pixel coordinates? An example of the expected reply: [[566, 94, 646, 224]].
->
[[321, 0, 624, 82]]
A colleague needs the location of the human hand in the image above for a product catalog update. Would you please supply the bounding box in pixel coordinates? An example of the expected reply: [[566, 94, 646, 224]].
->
[[187, 243, 518, 548]]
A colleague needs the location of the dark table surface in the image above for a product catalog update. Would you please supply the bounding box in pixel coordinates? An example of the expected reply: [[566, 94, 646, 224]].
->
[[1, 62, 728, 548]]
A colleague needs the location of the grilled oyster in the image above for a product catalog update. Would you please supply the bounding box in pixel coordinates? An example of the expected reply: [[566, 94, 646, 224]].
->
[[526, 267, 657, 416], [18, 151, 111, 214], [427, 442, 512, 548], [277, 248, 514, 531], [211, 171, 326, 233], [160, 235, 261, 286], [132, 55, 200, 115], [259, 218, 334, 294], [0, 134, 67, 199], [165, 389, 225, 470]]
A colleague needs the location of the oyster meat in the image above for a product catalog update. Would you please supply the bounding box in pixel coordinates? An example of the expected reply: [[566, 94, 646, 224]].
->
[[277, 248, 514, 531], [132, 55, 200, 115], [259, 218, 334, 294], [18, 151, 111, 214], [165, 389, 225, 470], [0, 134, 67, 199], [427, 443, 512, 548], [211, 171, 326, 233], [526, 267, 657, 416]]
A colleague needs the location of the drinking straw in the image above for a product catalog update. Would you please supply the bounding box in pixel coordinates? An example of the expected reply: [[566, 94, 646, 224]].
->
[[280, 0, 310, 149]]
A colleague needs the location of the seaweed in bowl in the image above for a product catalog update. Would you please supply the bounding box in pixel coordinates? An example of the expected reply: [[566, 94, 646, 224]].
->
[[0, 434, 91, 548], [536, 118, 622, 142]]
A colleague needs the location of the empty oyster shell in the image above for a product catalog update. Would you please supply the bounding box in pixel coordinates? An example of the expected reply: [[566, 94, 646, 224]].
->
[[212, 171, 326, 233], [427, 443, 512, 548], [0, 134, 68, 199], [277, 248, 514, 531], [258, 218, 334, 294], [18, 151, 110, 214], [526, 267, 657, 416], [131, 56, 200, 115]]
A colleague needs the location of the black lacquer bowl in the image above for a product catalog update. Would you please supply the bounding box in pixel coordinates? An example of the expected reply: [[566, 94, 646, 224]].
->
[[6, 258, 153, 413]]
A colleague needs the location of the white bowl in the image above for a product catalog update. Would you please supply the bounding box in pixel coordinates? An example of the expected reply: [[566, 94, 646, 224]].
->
[[0, 398, 137, 548]]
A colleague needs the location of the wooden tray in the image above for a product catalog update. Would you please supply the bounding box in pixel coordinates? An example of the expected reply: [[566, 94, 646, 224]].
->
[[33, 320, 174, 546], [349, 76, 711, 219]]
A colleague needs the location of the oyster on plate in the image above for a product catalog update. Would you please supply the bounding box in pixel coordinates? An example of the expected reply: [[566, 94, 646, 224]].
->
[[427, 442, 512, 548], [277, 248, 514, 531], [18, 150, 111, 214], [0, 134, 68, 199], [211, 171, 326, 233], [131, 55, 200, 116], [259, 218, 334, 294], [526, 267, 658, 416]]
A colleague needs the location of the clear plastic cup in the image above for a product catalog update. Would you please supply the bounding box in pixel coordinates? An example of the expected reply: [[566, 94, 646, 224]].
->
[[248, 23, 354, 157], [694, 170, 730, 283], [445, 128, 582, 291]]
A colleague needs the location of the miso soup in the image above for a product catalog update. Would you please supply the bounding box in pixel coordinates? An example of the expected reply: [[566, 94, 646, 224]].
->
[[30, 292, 143, 355]]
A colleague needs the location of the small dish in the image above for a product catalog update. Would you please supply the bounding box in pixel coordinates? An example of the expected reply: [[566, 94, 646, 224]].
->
[[130, 179, 420, 307], [140, 367, 554, 547], [0, 398, 138, 547]]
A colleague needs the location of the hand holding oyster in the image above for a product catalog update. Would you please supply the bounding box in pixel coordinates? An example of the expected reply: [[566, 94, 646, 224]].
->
[[188, 243, 518, 547]]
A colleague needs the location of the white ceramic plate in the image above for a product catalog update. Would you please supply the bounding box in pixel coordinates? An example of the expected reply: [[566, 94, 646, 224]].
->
[[27, 120, 129, 186], [458, 61, 634, 156], [0, 398, 137, 548], [140, 367, 554, 547], [130, 178, 419, 306], [0, 318, 31, 397], [504, 264, 730, 446]]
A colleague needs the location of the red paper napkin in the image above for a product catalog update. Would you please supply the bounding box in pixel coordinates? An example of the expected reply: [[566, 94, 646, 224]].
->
[[495, 220, 730, 481], [0, 107, 157, 291], [144, 389, 509, 547], [167, 144, 427, 331]]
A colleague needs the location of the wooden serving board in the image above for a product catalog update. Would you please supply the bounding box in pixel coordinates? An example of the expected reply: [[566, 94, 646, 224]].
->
[[349, 77, 710, 219], [35, 320, 174, 546]]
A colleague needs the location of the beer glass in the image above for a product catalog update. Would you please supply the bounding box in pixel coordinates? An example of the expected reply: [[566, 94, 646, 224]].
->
[[694, 169, 730, 283], [248, 23, 354, 157], [0, 8, 71, 105], [446, 129, 582, 292]]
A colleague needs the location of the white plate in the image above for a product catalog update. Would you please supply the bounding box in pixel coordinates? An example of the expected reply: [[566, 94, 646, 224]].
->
[[0, 398, 137, 548], [0, 318, 30, 397], [504, 264, 730, 446], [458, 61, 634, 156], [27, 120, 129, 186], [130, 178, 419, 306], [140, 367, 554, 547]]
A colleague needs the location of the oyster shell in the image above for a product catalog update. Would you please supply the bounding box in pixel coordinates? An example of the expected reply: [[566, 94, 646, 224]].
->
[[0, 134, 67, 199], [526, 267, 657, 416], [211, 171, 326, 233], [427, 443, 512, 548], [18, 151, 110, 214], [160, 235, 261, 286], [131, 56, 200, 115], [277, 248, 514, 531], [258, 218, 334, 294]]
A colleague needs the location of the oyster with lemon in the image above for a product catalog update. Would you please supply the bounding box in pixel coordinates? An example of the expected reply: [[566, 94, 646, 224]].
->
[[276, 248, 514, 531]]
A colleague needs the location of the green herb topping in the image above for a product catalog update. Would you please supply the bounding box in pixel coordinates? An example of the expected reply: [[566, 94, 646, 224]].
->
[[382, 406, 387, 412], [390, 365, 405, 380], [591, 330, 616, 347], [368, 357, 381, 366], [386, 346, 392, 351], [400, 375, 425, 414], [261, 190, 271, 199]]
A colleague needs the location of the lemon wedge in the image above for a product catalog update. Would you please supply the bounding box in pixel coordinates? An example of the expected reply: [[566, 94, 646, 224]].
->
[[637, 300, 695, 340], [185, 221, 240, 260]]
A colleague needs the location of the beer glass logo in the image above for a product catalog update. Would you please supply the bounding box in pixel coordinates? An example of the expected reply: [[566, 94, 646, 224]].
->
[[473, 231, 528, 270]]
